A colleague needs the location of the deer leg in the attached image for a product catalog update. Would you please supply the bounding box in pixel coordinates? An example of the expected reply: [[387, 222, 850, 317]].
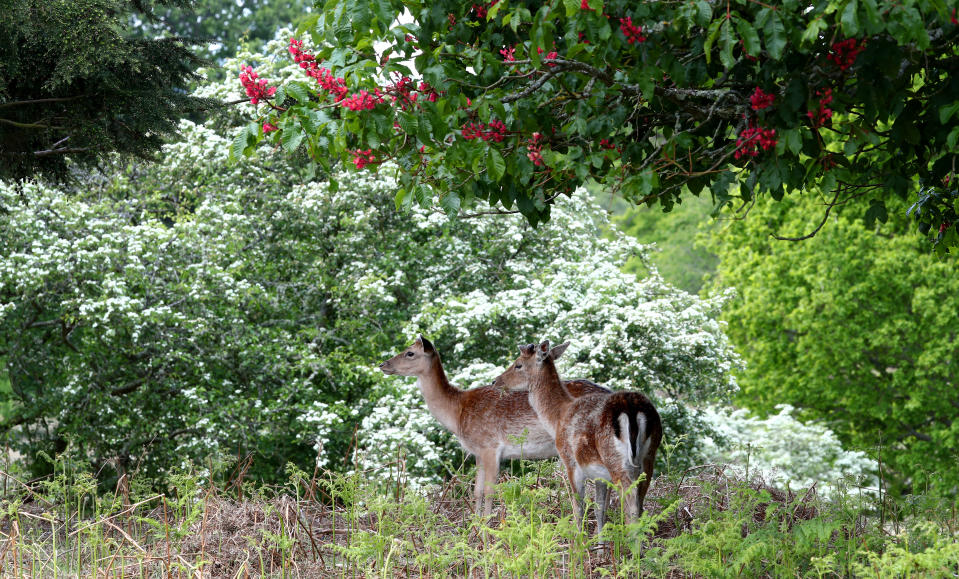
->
[[637, 453, 655, 517], [566, 465, 587, 531], [473, 460, 486, 515], [476, 448, 501, 516], [594, 480, 610, 542]]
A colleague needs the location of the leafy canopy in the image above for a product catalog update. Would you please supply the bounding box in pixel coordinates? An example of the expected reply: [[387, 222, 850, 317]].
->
[[239, 0, 959, 244], [707, 195, 959, 495], [0, 0, 214, 182]]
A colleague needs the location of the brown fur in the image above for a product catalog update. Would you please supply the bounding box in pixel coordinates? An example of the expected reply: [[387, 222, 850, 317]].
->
[[512, 341, 663, 542], [379, 337, 609, 516]]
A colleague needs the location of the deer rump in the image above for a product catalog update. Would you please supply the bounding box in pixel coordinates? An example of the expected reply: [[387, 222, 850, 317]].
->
[[557, 391, 661, 478]]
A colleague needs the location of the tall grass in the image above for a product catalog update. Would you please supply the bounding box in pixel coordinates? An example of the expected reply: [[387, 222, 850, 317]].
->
[[0, 454, 956, 578]]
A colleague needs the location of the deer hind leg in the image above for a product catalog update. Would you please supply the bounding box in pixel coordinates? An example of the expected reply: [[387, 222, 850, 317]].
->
[[566, 465, 587, 530], [611, 471, 640, 526], [594, 480, 610, 542], [637, 451, 655, 517]]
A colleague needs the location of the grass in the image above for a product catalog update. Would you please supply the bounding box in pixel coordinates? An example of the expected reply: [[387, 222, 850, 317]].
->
[[0, 455, 956, 578]]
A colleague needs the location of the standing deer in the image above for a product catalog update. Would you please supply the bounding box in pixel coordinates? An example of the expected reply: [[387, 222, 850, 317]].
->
[[379, 336, 609, 515], [494, 340, 662, 539]]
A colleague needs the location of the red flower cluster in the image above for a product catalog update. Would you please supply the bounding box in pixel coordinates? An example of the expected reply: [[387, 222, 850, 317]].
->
[[537, 46, 559, 66], [750, 87, 775, 111], [500, 46, 516, 62], [527, 132, 545, 166], [387, 76, 417, 108], [472, 1, 497, 19], [418, 81, 440, 102], [341, 89, 384, 111], [288, 39, 348, 101], [619, 17, 646, 44], [828, 38, 864, 71], [940, 221, 952, 234], [351, 149, 375, 170], [598, 138, 620, 152], [239, 66, 276, 105], [952, 8, 958, 25], [581, 0, 594, 11], [807, 87, 833, 128], [462, 120, 508, 142], [734, 125, 777, 159], [262, 122, 278, 133]]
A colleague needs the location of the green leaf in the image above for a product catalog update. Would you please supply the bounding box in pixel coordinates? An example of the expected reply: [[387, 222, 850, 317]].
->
[[719, 19, 736, 69], [487, 148, 506, 181], [287, 82, 311, 104], [939, 102, 959, 124], [864, 199, 887, 227], [841, 0, 859, 37], [764, 13, 787, 60], [488, 0, 504, 21], [394, 187, 408, 210], [782, 129, 802, 156], [440, 191, 461, 216], [703, 19, 723, 64], [282, 126, 305, 153], [736, 18, 761, 57], [801, 17, 827, 46], [230, 125, 252, 161], [694, 0, 712, 26], [948, 127, 959, 151]]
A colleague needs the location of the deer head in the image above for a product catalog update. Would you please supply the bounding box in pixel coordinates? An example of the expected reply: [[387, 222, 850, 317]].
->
[[379, 336, 437, 376], [492, 341, 569, 390]]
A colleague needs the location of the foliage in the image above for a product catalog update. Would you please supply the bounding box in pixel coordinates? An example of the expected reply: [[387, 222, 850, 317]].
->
[[699, 404, 877, 496], [1, 458, 957, 577], [0, 47, 738, 485], [0, 0, 214, 182], [609, 194, 719, 294], [240, 0, 959, 248], [706, 194, 959, 495], [141, 0, 314, 60]]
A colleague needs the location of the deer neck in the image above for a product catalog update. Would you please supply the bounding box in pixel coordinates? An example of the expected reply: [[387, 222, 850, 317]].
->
[[416, 357, 463, 435], [527, 365, 573, 438]]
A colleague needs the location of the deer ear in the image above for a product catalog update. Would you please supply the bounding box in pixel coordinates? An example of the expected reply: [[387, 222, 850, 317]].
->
[[550, 341, 570, 360], [536, 340, 551, 362], [420, 336, 436, 353]]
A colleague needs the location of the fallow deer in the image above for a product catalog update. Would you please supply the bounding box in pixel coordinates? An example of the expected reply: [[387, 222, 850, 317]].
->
[[494, 340, 662, 539], [379, 336, 609, 515]]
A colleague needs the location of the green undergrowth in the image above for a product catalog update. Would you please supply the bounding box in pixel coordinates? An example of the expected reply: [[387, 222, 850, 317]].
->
[[0, 455, 956, 578]]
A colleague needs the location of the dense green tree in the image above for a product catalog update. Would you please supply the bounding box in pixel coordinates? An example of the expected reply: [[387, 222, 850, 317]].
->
[[609, 195, 719, 294], [145, 0, 313, 60], [239, 0, 959, 249], [707, 195, 959, 494], [0, 0, 214, 182]]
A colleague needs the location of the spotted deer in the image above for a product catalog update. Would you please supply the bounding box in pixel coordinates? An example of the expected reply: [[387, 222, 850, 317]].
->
[[494, 340, 662, 538], [379, 336, 609, 515]]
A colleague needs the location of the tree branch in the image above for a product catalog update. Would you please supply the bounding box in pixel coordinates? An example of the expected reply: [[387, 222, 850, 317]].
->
[[771, 188, 843, 241], [0, 96, 83, 109]]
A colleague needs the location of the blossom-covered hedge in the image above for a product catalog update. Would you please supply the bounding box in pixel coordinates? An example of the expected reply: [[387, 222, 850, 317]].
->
[[0, 40, 741, 486]]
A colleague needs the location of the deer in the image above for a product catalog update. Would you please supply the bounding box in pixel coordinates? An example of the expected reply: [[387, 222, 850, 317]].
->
[[379, 336, 610, 516], [493, 340, 662, 540]]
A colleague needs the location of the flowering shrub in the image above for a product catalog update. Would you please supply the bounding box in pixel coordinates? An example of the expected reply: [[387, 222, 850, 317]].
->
[[699, 405, 878, 496]]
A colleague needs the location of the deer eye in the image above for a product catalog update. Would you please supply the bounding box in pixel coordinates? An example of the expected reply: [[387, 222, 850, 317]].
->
[[406, 351, 415, 357], [515, 364, 523, 369]]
